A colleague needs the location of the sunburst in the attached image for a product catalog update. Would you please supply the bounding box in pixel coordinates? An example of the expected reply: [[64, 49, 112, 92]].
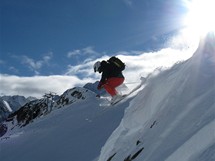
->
[[184, 0, 215, 36]]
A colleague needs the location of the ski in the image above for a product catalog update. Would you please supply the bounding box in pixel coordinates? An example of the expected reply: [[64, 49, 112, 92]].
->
[[111, 81, 144, 106], [101, 77, 147, 106], [110, 94, 127, 105]]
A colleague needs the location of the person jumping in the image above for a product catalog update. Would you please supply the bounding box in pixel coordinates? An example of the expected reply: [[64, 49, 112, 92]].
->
[[93, 57, 125, 103]]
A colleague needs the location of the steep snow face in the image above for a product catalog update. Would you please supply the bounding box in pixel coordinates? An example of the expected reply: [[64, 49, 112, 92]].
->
[[98, 33, 215, 161]]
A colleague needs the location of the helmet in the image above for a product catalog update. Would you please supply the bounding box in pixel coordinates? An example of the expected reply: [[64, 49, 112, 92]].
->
[[93, 61, 101, 72]]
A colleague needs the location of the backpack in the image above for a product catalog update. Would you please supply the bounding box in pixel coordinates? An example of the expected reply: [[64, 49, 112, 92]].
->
[[108, 56, 125, 71]]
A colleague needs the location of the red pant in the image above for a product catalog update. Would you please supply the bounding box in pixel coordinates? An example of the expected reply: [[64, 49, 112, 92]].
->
[[103, 77, 124, 96]]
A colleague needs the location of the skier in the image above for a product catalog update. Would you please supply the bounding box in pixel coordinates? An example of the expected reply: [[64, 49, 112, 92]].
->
[[94, 57, 125, 103]]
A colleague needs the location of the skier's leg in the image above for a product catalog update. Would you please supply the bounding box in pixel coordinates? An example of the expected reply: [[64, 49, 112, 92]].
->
[[103, 84, 117, 96], [103, 77, 124, 96]]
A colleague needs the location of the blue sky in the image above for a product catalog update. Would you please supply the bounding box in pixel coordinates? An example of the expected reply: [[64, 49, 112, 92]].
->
[[1, 0, 196, 97], [0, 0, 188, 76]]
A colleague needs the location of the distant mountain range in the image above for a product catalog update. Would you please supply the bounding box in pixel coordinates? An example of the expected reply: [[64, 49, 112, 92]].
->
[[0, 81, 101, 124], [0, 96, 36, 123]]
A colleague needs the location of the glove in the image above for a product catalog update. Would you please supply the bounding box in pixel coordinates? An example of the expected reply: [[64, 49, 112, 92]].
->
[[97, 82, 104, 90]]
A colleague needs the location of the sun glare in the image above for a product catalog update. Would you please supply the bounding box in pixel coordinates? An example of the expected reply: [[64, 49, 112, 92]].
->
[[184, 0, 215, 36]]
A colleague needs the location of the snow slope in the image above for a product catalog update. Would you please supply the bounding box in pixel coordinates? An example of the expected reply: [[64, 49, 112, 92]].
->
[[0, 87, 131, 161], [98, 33, 215, 161]]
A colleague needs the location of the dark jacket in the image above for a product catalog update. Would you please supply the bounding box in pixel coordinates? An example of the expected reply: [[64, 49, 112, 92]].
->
[[99, 61, 124, 83]]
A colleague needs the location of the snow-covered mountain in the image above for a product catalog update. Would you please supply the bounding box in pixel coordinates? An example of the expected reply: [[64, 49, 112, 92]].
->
[[3, 87, 96, 128], [98, 32, 215, 161], [0, 96, 36, 123], [0, 32, 215, 161]]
